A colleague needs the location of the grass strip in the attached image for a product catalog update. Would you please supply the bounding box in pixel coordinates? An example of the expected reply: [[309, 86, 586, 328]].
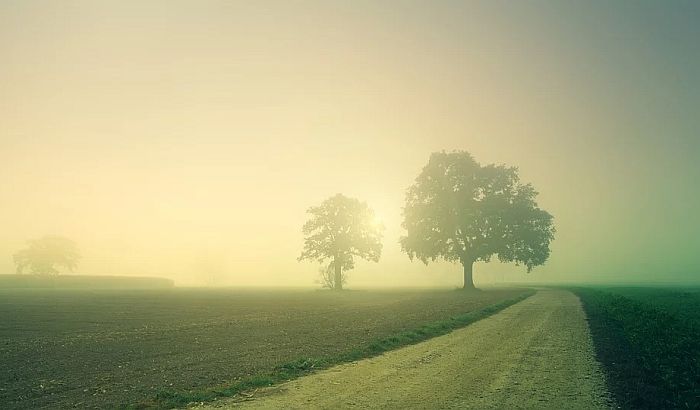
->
[[137, 289, 535, 409], [572, 288, 699, 410]]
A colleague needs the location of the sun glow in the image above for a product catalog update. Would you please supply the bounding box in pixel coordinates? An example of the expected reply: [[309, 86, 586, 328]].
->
[[371, 215, 385, 230]]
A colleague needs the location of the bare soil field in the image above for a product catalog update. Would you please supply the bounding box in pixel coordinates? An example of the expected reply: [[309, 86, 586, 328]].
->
[[0, 287, 527, 409]]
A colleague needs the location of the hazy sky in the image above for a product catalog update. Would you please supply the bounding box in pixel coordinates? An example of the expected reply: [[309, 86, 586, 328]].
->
[[2, 1, 699, 286]]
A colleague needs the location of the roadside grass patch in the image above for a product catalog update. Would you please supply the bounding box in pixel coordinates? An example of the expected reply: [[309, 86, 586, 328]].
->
[[145, 290, 534, 409], [573, 287, 699, 410]]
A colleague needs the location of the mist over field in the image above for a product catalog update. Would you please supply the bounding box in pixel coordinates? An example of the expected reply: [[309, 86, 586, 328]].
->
[[2, 1, 699, 287]]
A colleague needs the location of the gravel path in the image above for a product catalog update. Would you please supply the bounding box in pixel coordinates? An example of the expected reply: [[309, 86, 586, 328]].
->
[[205, 290, 613, 409]]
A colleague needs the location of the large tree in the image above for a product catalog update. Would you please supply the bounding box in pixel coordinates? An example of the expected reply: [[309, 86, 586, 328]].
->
[[13, 235, 80, 275], [299, 194, 383, 290], [401, 151, 555, 289]]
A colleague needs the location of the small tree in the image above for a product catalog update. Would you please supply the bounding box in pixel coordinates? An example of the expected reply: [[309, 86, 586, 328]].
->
[[401, 151, 555, 289], [13, 236, 80, 275], [299, 194, 383, 290]]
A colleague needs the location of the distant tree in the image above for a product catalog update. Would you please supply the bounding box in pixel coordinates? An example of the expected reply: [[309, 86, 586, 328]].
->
[[13, 236, 80, 275], [299, 194, 383, 290], [194, 252, 227, 286], [401, 151, 555, 289]]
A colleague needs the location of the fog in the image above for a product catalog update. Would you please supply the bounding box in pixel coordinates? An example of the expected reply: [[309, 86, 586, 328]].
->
[[2, 1, 699, 286]]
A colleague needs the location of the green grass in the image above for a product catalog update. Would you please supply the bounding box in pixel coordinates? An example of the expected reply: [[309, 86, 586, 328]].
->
[[0, 287, 532, 409], [143, 290, 533, 408], [573, 287, 699, 409]]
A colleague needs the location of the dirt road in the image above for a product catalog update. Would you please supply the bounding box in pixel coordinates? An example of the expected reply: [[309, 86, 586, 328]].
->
[[205, 290, 613, 409]]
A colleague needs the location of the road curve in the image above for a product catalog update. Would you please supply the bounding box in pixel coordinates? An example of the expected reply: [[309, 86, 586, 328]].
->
[[205, 290, 613, 409]]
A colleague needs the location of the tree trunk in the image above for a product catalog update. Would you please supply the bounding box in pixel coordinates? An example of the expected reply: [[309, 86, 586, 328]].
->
[[333, 261, 343, 291], [462, 260, 475, 290]]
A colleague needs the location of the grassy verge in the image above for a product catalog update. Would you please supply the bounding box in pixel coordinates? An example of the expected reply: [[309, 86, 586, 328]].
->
[[573, 288, 699, 409], [141, 290, 534, 409]]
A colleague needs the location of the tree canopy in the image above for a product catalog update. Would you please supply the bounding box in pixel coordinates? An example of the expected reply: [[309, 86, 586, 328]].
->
[[13, 235, 80, 275], [299, 193, 383, 290], [401, 151, 555, 288]]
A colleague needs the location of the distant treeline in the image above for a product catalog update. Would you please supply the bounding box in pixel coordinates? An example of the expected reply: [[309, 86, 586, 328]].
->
[[0, 274, 174, 289]]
